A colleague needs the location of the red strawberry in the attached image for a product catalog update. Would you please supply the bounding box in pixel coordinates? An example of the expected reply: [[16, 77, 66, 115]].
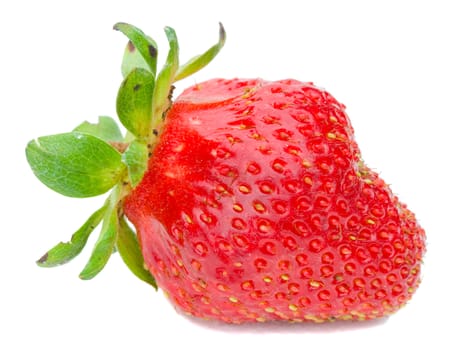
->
[[123, 78, 426, 322], [26, 23, 426, 324]]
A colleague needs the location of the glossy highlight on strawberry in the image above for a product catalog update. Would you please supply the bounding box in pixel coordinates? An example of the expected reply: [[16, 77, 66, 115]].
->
[[25, 23, 426, 324]]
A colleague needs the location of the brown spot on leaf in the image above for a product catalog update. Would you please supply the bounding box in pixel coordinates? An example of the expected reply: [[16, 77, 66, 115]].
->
[[148, 44, 157, 58], [218, 22, 226, 42], [37, 253, 48, 264], [109, 141, 129, 153], [133, 84, 141, 91], [127, 41, 135, 52]]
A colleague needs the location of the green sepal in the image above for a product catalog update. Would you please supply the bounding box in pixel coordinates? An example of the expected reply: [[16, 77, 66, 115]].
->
[[120, 41, 153, 79], [152, 27, 179, 124], [114, 22, 158, 78], [36, 205, 107, 267], [79, 188, 120, 280], [174, 23, 226, 82], [117, 216, 157, 288], [73, 116, 123, 142], [116, 68, 155, 140], [28, 23, 227, 289], [26, 132, 126, 198], [123, 140, 148, 187]]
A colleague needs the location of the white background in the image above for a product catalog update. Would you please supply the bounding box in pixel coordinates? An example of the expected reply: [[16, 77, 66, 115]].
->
[[1, 0, 457, 348]]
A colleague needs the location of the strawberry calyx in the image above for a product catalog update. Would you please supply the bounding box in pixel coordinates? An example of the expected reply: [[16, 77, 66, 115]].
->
[[26, 23, 225, 287]]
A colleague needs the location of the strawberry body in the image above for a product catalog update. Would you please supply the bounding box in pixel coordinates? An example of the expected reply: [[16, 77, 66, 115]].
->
[[124, 78, 426, 323]]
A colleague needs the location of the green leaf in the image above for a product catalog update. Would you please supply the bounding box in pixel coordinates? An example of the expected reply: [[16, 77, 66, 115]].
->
[[37, 205, 107, 267], [79, 192, 119, 280], [152, 26, 179, 124], [117, 216, 157, 288], [123, 140, 148, 187], [114, 22, 158, 78], [163, 26, 179, 69], [120, 41, 153, 78], [73, 116, 124, 142], [174, 23, 226, 82], [116, 68, 154, 139], [26, 132, 126, 198]]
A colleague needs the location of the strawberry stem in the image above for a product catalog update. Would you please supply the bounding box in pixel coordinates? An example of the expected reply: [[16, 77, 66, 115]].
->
[[149, 26, 179, 143]]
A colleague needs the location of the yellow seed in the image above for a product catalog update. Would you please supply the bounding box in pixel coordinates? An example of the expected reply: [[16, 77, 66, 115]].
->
[[183, 213, 193, 224], [303, 176, 313, 185], [200, 296, 210, 304], [233, 203, 243, 212], [211, 307, 221, 315], [289, 304, 298, 312], [173, 143, 185, 152], [216, 184, 228, 194], [263, 276, 273, 283], [229, 296, 239, 303], [242, 87, 255, 99], [275, 311, 288, 319], [334, 274, 344, 282], [254, 202, 266, 212], [280, 274, 290, 281], [302, 159, 312, 168], [309, 280, 322, 288], [339, 314, 353, 321], [350, 310, 364, 317], [217, 283, 229, 292], [201, 214, 212, 223], [191, 260, 201, 271], [327, 132, 337, 140], [265, 307, 276, 313], [304, 314, 325, 323], [329, 116, 338, 123]]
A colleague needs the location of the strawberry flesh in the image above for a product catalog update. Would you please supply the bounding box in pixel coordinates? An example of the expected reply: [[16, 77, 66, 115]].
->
[[124, 78, 426, 323]]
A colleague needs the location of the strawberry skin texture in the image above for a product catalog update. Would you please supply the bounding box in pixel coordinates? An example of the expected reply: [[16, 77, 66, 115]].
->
[[124, 78, 426, 323]]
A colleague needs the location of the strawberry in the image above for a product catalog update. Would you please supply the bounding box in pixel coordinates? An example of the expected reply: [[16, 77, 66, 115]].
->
[[26, 23, 426, 324]]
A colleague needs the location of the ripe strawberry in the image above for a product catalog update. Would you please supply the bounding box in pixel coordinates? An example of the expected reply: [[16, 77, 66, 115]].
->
[[123, 78, 426, 322], [26, 23, 425, 324]]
